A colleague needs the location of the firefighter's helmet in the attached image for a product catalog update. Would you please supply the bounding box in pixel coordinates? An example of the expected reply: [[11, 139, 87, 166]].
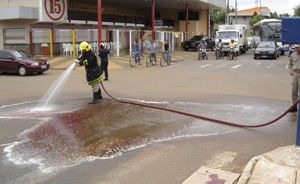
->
[[80, 41, 91, 51]]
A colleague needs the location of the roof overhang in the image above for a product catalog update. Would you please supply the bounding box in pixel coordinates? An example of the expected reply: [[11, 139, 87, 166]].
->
[[101, 0, 226, 11], [0, 6, 39, 20]]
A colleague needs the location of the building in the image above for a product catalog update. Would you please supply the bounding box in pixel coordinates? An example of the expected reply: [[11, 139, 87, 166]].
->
[[227, 6, 271, 31], [0, 0, 225, 57]]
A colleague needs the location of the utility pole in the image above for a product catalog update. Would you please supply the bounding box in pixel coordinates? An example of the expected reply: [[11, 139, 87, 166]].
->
[[260, 0, 263, 20], [235, 0, 237, 24], [226, 0, 229, 24]]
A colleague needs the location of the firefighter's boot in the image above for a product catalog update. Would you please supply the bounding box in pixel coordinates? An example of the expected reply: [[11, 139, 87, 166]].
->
[[88, 92, 98, 104], [98, 88, 103, 100]]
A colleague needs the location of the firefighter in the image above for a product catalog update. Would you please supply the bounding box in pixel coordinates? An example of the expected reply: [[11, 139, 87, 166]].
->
[[75, 41, 104, 104]]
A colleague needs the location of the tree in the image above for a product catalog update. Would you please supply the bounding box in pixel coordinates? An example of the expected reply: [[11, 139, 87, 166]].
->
[[270, 11, 279, 19], [210, 7, 235, 24], [249, 13, 263, 27], [294, 4, 300, 16], [210, 9, 227, 24], [279, 13, 290, 18]]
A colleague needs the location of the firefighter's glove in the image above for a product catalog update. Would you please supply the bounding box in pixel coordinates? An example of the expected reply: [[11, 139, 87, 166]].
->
[[83, 59, 88, 66], [74, 59, 80, 66]]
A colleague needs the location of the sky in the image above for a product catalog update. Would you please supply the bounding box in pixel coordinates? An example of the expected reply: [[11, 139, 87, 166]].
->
[[229, 0, 300, 15]]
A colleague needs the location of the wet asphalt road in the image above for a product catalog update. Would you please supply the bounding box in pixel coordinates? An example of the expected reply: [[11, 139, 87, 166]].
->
[[0, 50, 297, 184]]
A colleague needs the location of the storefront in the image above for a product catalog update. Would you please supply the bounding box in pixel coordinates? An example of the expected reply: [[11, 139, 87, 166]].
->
[[0, 0, 225, 56]]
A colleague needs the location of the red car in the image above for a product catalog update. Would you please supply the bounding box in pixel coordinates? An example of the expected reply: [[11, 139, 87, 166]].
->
[[0, 50, 50, 76]]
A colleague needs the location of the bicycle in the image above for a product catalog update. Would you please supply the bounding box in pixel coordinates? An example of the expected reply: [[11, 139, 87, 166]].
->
[[198, 48, 206, 60], [160, 51, 171, 67], [227, 47, 237, 60], [129, 52, 144, 67], [146, 52, 157, 67], [215, 46, 223, 60]]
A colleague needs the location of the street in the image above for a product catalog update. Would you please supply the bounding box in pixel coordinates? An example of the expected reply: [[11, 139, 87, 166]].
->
[[0, 49, 297, 184]]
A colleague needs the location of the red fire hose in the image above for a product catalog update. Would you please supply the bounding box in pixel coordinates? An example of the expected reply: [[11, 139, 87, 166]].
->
[[101, 82, 298, 128]]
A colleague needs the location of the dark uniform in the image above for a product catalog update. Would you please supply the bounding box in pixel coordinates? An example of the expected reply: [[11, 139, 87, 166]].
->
[[98, 46, 112, 80], [77, 41, 103, 104]]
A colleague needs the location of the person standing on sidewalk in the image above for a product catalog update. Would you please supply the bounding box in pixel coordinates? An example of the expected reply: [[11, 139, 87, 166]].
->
[[98, 43, 114, 81], [76, 41, 104, 104], [286, 44, 300, 112]]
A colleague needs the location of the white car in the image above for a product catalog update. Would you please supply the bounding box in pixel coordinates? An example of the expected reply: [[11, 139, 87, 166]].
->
[[247, 37, 255, 49]]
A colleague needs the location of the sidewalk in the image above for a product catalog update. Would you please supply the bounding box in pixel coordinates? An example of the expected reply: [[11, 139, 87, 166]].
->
[[39, 50, 195, 70], [182, 145, 300, 184]]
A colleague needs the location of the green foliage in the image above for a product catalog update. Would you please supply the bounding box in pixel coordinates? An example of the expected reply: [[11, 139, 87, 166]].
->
[[249, 14, 263, 27], [280, 13, 290, 18], [210, 9, 226, 24], [294, 4, 300, 16], [210, 8, 235, 24], [270, 12, 279, 19], [210, 4, 300, 27]]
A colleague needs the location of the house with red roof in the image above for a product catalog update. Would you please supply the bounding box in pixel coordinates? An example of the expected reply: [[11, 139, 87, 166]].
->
[[227, 6, 271, 30]]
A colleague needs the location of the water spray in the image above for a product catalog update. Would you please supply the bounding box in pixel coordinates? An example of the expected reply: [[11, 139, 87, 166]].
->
[[33, 62, 77, 111]]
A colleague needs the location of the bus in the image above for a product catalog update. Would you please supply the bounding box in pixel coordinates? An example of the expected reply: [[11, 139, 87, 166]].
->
[[253, 19, 289, 55]]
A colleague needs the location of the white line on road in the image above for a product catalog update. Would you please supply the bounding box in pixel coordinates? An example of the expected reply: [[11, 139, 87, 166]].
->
[[216, 63, 229, 68], [231, 64, 242, 69], [199, 64, 212, 68], [267, 63, 274, 69]]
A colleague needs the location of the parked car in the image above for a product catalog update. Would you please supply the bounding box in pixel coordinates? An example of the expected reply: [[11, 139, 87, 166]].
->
[[252, 36, 261, 47], [254, 41, 280, 59], [0, 50, 50, 76], [182, 35, 215, 51], [247, 37, 255, 49]]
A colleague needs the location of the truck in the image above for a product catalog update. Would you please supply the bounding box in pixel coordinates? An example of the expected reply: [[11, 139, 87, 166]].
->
[[215, 24, 248, 55], [281, 17, 300, 45]]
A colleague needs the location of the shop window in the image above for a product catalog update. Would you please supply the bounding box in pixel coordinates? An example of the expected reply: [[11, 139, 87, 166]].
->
[[4, 28, 25, 44], [32, 29, 51, 43]]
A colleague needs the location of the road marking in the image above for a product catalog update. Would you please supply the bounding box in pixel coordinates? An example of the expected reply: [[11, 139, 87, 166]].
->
[[48, 57, 65, 64], [231, 64, 242, 69], [216, 63, 228, 68], [266, 63, 274, 69], [199, 64, 212, 68]]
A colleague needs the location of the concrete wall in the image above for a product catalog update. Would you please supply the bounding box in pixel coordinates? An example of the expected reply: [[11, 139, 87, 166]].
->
[[0, 0, 212, 51], [178, 9, 209, 39], [0, 0, 40, 8]]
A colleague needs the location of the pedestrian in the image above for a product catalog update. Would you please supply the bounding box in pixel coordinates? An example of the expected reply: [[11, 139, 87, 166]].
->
[[75, 41, 104, 104], [286, 44, 300, 112], [98, 43, 114, 81]]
